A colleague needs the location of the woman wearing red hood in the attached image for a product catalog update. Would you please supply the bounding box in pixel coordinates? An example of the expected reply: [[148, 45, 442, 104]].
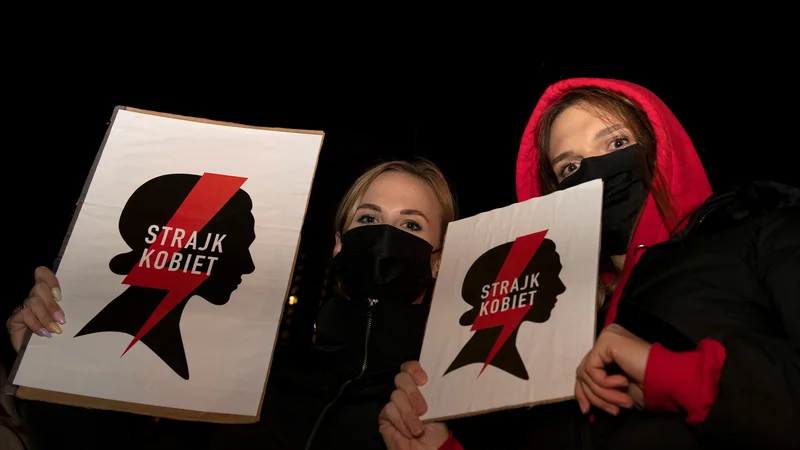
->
[[379, 78, 799, 449]]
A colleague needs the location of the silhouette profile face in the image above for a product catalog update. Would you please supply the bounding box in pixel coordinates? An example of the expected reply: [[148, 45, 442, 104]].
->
[[108, 174, 256, 304], [77, 173, 256, 380], [182, 209, 256, 305], [444, 231, 566, 380]]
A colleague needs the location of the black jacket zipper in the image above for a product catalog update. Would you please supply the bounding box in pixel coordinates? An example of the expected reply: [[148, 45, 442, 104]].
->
[[696, 208, 712, 228], [304, 298, 378, 450], [360, 298, 377, 374]]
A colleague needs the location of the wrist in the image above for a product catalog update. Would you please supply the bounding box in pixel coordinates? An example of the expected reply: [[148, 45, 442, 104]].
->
[[643, 340, 725, 424]]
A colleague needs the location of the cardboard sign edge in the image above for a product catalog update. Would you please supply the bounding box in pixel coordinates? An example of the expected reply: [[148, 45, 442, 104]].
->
[[420, 394, 575, 424]]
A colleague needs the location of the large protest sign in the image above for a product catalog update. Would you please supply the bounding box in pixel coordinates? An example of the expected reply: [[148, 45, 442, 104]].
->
[[418, 180, 602, 422], [8, 107, 324, 423]]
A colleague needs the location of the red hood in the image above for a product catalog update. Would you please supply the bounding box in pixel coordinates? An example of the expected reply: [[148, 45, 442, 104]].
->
[[516, 78, 712, 326]]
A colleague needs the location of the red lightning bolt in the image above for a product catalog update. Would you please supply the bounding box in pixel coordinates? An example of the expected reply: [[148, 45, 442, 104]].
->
[[119, 172, 247, 357], [470, 229, 548, 377]]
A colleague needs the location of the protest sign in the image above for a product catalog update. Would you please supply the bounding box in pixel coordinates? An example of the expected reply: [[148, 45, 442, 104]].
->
[[8, 107, 323, 423], [418, 180, 602, 422]]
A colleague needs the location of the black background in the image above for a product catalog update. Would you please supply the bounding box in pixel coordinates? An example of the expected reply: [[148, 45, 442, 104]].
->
[[4, 56, 795, 369]]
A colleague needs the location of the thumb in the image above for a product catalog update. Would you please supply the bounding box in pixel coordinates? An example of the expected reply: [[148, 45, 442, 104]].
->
[[627, 382, 645, 409]]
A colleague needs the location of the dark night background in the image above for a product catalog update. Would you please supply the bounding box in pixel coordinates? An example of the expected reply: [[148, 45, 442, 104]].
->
[[3, 57, 795, 373]]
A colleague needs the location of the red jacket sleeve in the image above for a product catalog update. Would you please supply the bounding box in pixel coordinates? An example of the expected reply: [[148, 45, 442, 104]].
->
[[643, 338, 726, 424], [438, 431, 464, 450]]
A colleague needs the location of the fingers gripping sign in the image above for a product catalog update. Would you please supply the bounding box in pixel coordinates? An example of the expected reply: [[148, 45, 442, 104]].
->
[[6, 266, 65, 352], [379, 361, 449, 450]]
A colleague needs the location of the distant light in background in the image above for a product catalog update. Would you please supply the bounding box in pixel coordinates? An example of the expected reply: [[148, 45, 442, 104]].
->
[[288, 295, 298, 305]]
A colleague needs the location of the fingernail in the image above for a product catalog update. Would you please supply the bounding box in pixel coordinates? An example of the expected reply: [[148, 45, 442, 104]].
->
[[39, 327, 52, 338], [582, 406, 590, 414], [414, 371, 428, 385], [52, 288, 62, 302], [49, 322, 62, 334], [412, 425, 424, 437], [53, 311, 66, 325], [607, 407, 618, 416]]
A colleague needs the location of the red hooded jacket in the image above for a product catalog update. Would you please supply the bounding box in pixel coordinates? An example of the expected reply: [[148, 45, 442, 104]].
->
[[440, 78, 727, 450]]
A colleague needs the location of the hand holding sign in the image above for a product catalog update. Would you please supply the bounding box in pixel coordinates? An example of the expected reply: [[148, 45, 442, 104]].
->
[[379, 362, 449, 450], [6, 267, 65, 352]]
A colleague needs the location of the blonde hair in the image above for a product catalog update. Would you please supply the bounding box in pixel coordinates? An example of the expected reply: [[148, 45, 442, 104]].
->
[[334, 158, 458, 246]]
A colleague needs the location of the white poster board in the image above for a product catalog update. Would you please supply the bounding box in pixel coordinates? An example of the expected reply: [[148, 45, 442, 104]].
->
[[418, 180, 602, 422], [8, 107, 324, 423]]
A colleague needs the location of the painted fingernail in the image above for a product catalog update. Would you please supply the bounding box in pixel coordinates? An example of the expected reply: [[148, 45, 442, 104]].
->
[[52, 288, 62, 302], [39, 327, 52, 338], [49, 322, 63, 334], [53, 311, 66, 325]]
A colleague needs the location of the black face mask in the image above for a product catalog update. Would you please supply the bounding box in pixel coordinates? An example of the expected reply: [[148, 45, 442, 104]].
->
[[334, 224, 438, 304], [556, 145, 648, 256]]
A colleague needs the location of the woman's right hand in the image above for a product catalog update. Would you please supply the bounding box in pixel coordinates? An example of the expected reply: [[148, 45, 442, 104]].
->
[[6, 266, 65, 352], [379, 361, 449, 450]]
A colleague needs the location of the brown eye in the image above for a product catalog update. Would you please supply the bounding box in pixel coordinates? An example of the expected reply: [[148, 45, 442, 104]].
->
[[611, 137, 630, 149], [402, 221, 422, 232], [356, 215, 377, 224], [560, 162, 580, 179]]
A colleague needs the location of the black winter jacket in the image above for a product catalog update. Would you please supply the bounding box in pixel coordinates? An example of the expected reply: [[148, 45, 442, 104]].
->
[[447, 180, 799, 450]]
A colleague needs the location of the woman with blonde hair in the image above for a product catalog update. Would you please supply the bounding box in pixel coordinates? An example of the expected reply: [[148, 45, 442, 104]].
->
[[7, 157, 458, 450], [302, 158, 457, 450]]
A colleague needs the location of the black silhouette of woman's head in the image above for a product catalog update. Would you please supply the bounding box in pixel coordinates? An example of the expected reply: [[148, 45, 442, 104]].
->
[[460, 238, 566, 326], [109, 173, 256, 303], [76, 173, 256, 380], [444, 236, 566, 380]]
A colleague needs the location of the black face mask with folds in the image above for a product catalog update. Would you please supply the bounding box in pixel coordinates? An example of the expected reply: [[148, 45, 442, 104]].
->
[[557, 145, 648, 256], [334, 224, 439, 303]]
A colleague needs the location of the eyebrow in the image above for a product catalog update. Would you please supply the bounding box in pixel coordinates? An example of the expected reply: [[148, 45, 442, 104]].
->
[[401, 209, 429, 223], [550, 151, 575, 167], [593, 124, 626, 140], [356, 203, 429, 223], [357, 203, 382, 213], [549, 124, 627, 166]]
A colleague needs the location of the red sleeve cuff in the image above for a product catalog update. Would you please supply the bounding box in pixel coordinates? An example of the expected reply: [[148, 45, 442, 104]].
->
[[438, 431, 464, 450], [643, 339, 727, 424]]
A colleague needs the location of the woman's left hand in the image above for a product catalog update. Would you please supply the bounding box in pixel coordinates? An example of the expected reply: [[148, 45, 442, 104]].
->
[[574, 324, 652, 415]]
